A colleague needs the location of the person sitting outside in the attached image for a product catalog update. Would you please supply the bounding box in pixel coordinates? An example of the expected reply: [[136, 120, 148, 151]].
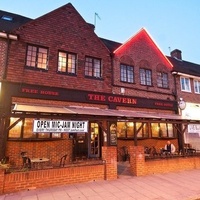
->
[[164, 141, 176, 155]]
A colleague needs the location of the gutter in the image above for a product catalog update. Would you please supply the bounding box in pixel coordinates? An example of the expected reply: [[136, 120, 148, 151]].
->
[[172, 71, 200, 80], [0, 32, 18, 40]]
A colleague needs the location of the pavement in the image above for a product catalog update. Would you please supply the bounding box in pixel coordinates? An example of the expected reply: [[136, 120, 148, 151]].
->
[[0, 162, 200, 200]]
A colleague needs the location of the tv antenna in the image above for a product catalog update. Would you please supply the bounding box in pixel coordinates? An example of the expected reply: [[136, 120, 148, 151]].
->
[[94, 12, 101, 30], [168, 46, 171, 54]]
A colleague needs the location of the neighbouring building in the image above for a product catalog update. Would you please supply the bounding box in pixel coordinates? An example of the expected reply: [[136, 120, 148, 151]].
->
[[168, 49, 200, 150]]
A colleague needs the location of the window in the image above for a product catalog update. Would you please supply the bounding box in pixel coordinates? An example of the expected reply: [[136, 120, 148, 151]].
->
[[120, 64, 134, 83], [117, 122, 148, 138], [194, 80, 200, 94], [85, 57, 102, 78], [117, 122, 134, 138], [140, 68, 152, 86], [58, 51, 76, 74], [26, 45, 48, 70], [180, 77, 191, 92], [8, 118, 62, 140], [157, 72, 169, 88], [117, 121, 176, 139], [1, 15, 13, 21], [136, 123, 149, 138], [151, 123, 176, 138]]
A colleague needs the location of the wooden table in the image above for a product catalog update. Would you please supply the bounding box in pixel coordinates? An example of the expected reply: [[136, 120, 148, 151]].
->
[[31, 158, 50, 169]]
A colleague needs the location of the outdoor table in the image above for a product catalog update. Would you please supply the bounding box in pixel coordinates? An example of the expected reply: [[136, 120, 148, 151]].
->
[[31, 158, 50, 169]]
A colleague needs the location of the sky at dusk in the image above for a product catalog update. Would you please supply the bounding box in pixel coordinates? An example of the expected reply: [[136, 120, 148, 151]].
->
[[1, 0, 200, 64]]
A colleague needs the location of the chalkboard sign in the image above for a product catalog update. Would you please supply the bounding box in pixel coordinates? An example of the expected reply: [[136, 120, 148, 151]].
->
[[109, 123, 117, 146]]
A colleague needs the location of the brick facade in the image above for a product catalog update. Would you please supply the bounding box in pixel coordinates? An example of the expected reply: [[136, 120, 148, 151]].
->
[[6, 4, 112, 93], [0, 164, 105, 194], [6, 135, 72, 168], [112, 29, 175, 102], [1, 2, 199, 194], [0, 39, 7, 79], [102, 146, 117, 180], [0, 146, 117, 194], [129, 146, 200, 176]]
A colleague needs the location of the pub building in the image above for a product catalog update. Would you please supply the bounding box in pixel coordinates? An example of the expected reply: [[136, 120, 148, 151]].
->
[[0, 3, 199, 178]]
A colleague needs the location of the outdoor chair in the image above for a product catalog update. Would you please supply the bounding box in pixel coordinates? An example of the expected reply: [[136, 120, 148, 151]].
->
[[21, 152, 31, 168], [60, 154, 67, 167], [1, 156, 9, 164]]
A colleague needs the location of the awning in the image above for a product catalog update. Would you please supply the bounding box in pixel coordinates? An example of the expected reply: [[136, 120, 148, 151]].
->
[[12, 103, 200, 122], [13, 104, 76, 114]]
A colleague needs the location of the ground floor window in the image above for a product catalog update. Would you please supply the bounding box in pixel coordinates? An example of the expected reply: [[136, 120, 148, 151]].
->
[[151, 123, 176, 138], [117, 121, 177, 139], [8, 118, 62, 140]]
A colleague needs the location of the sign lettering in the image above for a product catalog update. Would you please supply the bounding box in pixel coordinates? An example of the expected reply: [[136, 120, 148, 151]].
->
[[22, 87, 59, 96], [33, 120, 88, 133], [188, 124, 200, 133]]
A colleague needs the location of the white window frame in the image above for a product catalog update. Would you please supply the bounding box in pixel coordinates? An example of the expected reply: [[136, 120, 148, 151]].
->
[[180, 76, 191, 92], [194, 80, 200, 94]]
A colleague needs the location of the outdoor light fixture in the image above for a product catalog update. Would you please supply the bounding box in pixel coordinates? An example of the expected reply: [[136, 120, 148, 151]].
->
[[179, 98, 186, 110], [120, 87, 125, 95]]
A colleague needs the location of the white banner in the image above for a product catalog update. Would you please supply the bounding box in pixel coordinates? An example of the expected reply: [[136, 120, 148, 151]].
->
[[33, 120, 88, 133], [188, 124, 200, 133]]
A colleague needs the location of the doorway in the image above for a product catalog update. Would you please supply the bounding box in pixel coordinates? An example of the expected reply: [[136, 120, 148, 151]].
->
[[72, 122, 101, 160], [89, 122, 101, 158], [73, 132, 88, 159]]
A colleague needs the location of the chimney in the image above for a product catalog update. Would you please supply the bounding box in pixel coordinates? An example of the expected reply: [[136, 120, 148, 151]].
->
[[170, 49, 182, 60]]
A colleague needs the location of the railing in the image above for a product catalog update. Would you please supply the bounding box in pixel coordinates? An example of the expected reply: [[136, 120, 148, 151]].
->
[[145, 151, 200, 161]]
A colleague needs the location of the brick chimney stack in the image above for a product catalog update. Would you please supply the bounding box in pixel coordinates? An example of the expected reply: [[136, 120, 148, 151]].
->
[[170, 49, 182, 60]]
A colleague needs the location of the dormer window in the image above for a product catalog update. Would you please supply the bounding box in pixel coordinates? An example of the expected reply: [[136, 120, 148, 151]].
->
[[1, 15, 13, 21]]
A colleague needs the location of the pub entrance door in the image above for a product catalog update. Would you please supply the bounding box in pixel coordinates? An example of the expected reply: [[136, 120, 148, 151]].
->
[[73, 133, 88, 160], [73, 123, 101, 160], [88, 122, 101, 158]]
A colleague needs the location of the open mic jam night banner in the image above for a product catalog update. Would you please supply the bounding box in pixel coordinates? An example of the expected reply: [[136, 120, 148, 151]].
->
[[33, 120, 88, 133]]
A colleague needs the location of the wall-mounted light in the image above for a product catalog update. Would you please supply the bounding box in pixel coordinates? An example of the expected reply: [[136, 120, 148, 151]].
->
[[120, 87, 125, 95]]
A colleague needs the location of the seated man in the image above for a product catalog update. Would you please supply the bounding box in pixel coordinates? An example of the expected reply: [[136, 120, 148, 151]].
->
[[164, 141, 176, 154]]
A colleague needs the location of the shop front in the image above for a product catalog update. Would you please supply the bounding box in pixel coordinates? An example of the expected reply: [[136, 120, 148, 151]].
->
[[181, 102, 200, 151], [0, 81, 197, 167]]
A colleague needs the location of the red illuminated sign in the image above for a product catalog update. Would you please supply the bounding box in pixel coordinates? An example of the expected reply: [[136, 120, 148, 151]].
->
[[18, 84, 176, 110], [88, 94, 137, 105], [21, 88, 59, 96]]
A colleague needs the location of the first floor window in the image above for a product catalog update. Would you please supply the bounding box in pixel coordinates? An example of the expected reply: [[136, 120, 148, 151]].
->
[[85, 57, 102, 78], [194, 80, 200, 94], [26, 44, 48, 70], [180, 77, 191, 92], [120, 64, 134, 83], [58, 51, 76, 74], [157, 72, 169, 88], [140, 68, 152, 86]]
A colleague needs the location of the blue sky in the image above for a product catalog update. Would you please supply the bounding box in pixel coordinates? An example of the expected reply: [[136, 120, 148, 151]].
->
[[1, 0, 200, 64]]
